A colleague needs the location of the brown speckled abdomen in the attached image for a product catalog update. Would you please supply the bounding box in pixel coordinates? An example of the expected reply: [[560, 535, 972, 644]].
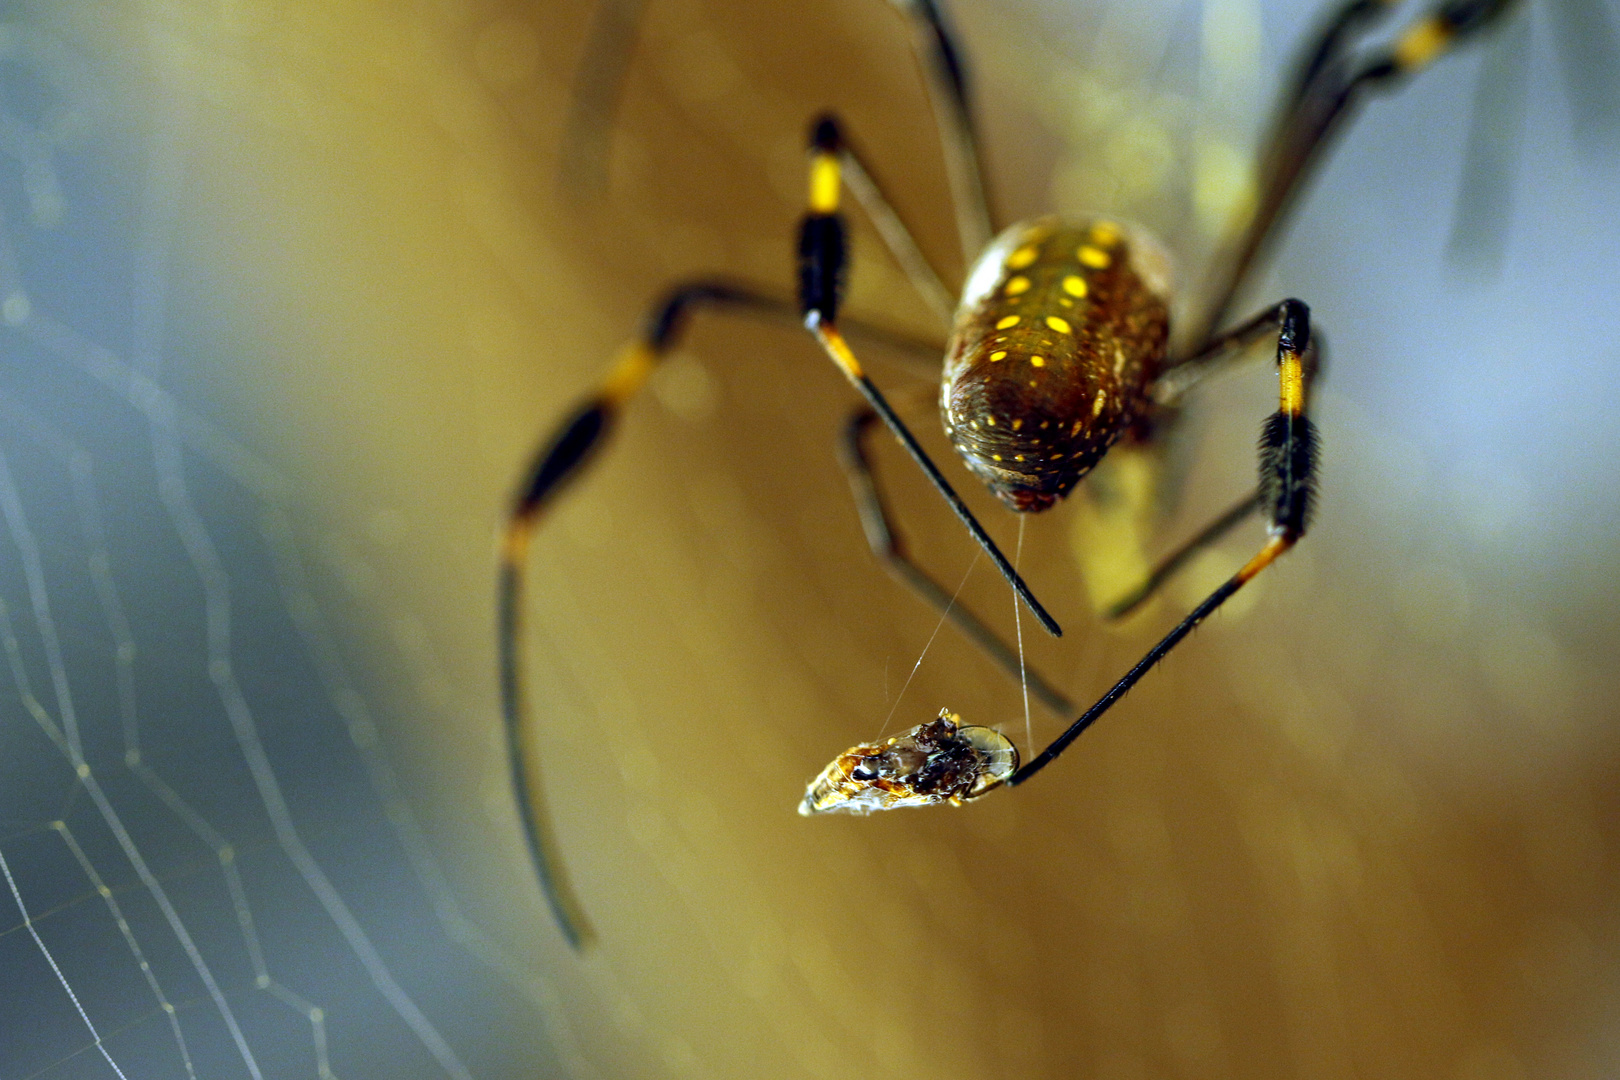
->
[[941, 217, 1172, 512]]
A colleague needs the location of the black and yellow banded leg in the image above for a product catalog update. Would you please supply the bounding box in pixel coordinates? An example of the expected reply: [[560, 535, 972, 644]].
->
[[839, 409, 1077, 717], [500, 279, 942, 948], [501, 282, 783, 950], [799, 115, 1062, 638], [502, 282, 800, 561], [1010, 300, 1317, 787], [1111, 311, 1326, 619], [1184, 0, 1517, 349], [814, 104, 979, 328]]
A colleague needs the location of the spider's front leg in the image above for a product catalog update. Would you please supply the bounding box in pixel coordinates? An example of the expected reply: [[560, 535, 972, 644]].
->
[[795, 114, 1062, 638], [1010, 299, 1319, 787], [802, 299, 1320, 812]]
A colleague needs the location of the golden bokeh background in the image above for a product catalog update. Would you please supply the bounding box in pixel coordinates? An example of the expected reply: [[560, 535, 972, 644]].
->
[[4, 1, 1618, 1078]]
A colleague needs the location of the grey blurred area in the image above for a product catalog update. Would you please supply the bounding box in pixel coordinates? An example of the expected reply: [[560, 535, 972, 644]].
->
[[1, 1, 1617, 1078]]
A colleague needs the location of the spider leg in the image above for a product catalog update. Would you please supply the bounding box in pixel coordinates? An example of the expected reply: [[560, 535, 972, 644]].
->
[[1445, 6, 1529, 272], [501, 281, 939, 948], [1181, 0, 1518, 353], [838, 408, 1076, 717], [500, 282, 781, 950], [1099, 491, 1261, 621], [559, 0, 999, 264], [1103, 320, 1326, 619], [799, 115, 1062, 637], [558, 0, 649, 196], [1011, 300, 1317, 787], [1285, 0, 1401, 111], [836, 126, 957, 328], [1545, 0, 1620, 152], [885, 0, 996, 261]]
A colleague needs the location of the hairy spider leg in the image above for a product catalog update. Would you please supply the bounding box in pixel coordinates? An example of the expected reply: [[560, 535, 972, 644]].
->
[[1010, 301, 1317, 788]]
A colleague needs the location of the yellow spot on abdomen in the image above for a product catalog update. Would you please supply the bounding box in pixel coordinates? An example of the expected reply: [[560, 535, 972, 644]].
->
[[1006, 246, 1038, 270], [996, 315, 1021, 329], [1078, 245, 1110, 269], [1030, 355, 1046, 368], [1093, 390, 1107, 416], [1062, 275, 1087, 298], [1088, 221, 1121, 246], [1045, 316, 1072, 334], [1005, 275, 1030, 295], [989, 350, 1007, 361]]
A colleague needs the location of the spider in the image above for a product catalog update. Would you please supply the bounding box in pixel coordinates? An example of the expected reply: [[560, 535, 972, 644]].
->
[[500, 0, 1517, 948]]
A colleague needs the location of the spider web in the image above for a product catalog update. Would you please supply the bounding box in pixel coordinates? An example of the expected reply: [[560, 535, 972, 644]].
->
[[0, 16, 578, 1080], [3, 1, 1620, 1079]]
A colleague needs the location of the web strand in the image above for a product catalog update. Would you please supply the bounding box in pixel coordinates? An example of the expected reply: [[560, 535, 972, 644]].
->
[[1014, 515, 1033, 753], [881, 548, 984, 735], [0, 29, 590, 1074], [0, 845, 132, 1080]]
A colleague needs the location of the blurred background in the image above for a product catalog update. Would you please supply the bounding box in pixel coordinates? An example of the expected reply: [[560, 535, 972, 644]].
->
[[1, 0, 1617, 1077]]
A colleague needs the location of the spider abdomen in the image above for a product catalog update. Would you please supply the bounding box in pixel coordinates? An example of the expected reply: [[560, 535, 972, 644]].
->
[[941, 217, 1171, 511]]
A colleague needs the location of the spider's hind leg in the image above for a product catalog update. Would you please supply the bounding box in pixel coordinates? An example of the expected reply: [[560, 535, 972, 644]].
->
[[1182, 0, 1519, 352], [501, 281, 799, 949], [1095, 323, 1328, 621]]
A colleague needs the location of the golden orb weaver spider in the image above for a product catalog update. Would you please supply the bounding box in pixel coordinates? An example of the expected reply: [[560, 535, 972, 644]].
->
[[501, 0, 1518, 948]]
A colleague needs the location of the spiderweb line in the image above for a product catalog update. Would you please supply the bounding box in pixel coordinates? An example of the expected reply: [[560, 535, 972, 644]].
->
[[0, 842, 132, 1080], [53, 819, 200, 1080], [0, 75, 572, 1071], [13, 285, 478, 1074], [880, 549, 983, 736], [0, 14, 619, 1079], [10, 247, 590, 1080], [0, 440, 266, 1078]]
